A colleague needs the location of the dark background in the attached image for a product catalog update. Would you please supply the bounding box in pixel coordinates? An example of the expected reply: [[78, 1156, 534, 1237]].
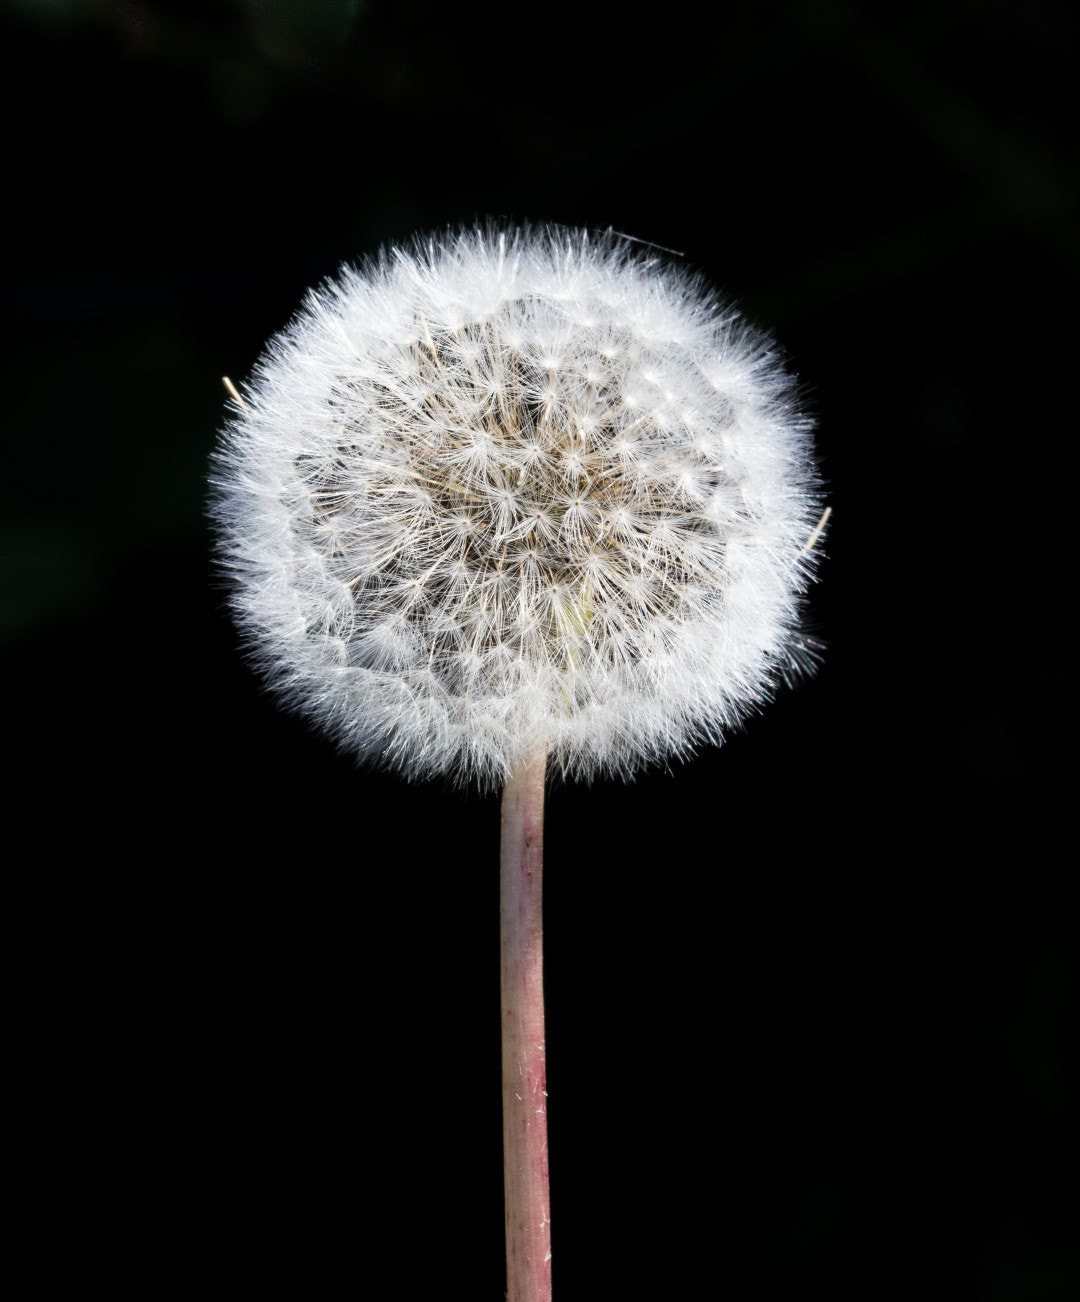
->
[[3, 1, 1075, 1298]]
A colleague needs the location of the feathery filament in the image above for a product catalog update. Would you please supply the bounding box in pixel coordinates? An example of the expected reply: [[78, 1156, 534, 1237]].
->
[[212, 227, 821, 786]]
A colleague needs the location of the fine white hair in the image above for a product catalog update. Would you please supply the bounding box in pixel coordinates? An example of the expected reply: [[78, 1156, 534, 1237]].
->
[[212, 225, 822, 788]]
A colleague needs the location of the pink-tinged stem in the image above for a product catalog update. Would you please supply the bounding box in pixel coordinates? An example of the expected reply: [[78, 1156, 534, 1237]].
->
[[500, 747, 551, 1302]]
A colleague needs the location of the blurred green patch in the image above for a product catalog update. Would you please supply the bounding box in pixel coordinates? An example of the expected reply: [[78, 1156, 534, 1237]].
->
[[10, 0, 365, 81], [9, 0, 79, 24], [249, 0, 362, 67]]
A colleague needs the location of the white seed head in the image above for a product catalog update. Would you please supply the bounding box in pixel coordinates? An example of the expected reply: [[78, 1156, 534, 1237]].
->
[[211, 226, 822, 788]]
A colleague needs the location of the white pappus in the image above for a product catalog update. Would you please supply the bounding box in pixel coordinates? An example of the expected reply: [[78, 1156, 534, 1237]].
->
[[211, 225, 823, 788]]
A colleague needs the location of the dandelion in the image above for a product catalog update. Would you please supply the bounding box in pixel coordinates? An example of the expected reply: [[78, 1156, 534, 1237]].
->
[[211, 225, 823, 1301]]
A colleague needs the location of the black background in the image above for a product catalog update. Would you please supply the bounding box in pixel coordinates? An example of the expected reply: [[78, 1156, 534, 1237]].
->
[[3, 2, 1075, 1298]]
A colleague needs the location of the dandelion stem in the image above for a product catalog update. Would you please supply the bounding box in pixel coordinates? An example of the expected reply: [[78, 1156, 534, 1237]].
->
[[501, 746, 551, 1302]]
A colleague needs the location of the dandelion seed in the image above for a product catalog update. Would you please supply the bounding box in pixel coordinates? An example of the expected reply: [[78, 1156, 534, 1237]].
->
[[211, 225, 822, 791], [211, 224, 824, 1302]]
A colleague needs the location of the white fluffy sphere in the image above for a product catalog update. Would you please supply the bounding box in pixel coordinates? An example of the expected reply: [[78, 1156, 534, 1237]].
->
[[212, 226, 821, 787]]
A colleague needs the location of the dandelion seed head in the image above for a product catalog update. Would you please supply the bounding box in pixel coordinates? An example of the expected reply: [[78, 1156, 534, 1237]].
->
[[212, 226, 822, 788]]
